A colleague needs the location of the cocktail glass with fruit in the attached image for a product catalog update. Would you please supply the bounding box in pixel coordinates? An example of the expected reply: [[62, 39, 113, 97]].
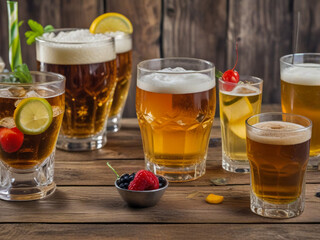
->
[[219, 75, 263, 172], [0, 71, 65, 201]]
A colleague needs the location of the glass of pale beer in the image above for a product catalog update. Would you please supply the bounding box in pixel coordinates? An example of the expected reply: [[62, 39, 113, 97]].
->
[[280, 53, 320, 169], [0, 71, 65, 200], [36, 29, 117, 151], [246, 112, 312, 218], [219, 76, 263, 173], [106, 32, 132, 132], [136, 58, 216, 182]]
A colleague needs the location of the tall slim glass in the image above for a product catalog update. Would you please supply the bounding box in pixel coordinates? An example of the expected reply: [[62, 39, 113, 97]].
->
[[36, 29, 117, 151], [219, 76, 263, 173], [136, 58, 216, 182], [280, 53, 320, 169], [0, 71, 65, 201], [107, 32, 132, 132], [246, 112, 312, 218]]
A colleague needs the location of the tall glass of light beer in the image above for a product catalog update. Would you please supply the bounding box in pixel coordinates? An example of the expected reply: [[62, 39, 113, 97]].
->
[[280, 53, 320, 169], [219, 76, 262, 173], [136, 58, 216, 182], [106, 32, 132, 132], [36, 29, 117, 151], [246, 112, 312, 218]]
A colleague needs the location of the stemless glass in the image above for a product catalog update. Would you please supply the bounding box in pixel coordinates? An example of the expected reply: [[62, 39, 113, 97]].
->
[[136, 58, 216, 182], [36, 29, 117, 151], [107, 33, 132, 132], [219, 76, 263, 173], [280, 53, 320, 169], [0, 71, 65, 201], [246, 112, 312, 218]]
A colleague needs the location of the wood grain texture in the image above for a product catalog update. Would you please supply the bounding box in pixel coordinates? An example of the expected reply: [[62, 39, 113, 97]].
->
[[227, 0, 292, 104], [106, 0, 162, 117], [162, 0, 227, 71], [0, 185, 318, 223], [293, 0, 320, 52], [0, 223, 319, 240], [54, 159, 320, 186]]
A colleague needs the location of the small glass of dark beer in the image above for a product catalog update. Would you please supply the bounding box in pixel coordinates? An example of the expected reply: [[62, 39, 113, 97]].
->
[[36, 29, 117, 151], [246, 112, 312, 218], [136, 58, 216, 182]]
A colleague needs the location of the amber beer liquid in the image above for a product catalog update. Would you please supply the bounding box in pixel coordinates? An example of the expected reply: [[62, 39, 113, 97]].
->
[[108, 33, 132, 126], [281, 63, 320, 165], [136, 60, 216, 182], [36, 29, 117, 150], [0, 94, 64, 169], [246, 113, 312, 218], [247, 121, 310, 204]]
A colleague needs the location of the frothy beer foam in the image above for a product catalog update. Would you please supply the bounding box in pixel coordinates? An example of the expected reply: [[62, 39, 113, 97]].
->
[[220, 84, 261, 96], [137, 67, 215, 94], [105, 31, 132, 54], [247, 121, 311, 145], [281, 63, 320, 86], [37, 29, 116, 65]]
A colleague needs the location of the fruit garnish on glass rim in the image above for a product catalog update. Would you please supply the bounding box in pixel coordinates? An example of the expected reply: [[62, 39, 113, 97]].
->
[[221, 43, 240, 91]]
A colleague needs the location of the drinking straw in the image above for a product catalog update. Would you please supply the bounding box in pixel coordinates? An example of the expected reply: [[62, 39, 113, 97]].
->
[[292, 12, 301, 64], [7, 0, 22, 71]]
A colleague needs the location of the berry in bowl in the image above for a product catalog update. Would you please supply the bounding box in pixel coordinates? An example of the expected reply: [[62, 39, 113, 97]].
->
[[107, 163, 168, 207]]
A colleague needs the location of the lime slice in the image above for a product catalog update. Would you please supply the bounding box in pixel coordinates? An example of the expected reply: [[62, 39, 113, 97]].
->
[[89, 12, 133, 34], [223, 97, 253, 123], [14, 97, 53, 135]]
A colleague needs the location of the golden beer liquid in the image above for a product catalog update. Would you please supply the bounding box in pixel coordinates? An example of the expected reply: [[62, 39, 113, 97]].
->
[[136, 87, 216, 169], [38, 60, 117, 138], [220, 88, 261, 161], [247, 122, 310, 204], [0, 93, 64, 169], [109, 50, 132, 117], [281, 80, 320, 157]]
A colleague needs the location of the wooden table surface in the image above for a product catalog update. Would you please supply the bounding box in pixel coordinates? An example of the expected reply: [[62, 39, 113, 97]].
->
[[0, 105, 319, 240]]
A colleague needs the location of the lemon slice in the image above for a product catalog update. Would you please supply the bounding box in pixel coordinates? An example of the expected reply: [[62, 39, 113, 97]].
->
[[89, 12, 133, 34], [229, 117, 247, 139], [223, 97, 253, 123], [14, 97, 53, 135]]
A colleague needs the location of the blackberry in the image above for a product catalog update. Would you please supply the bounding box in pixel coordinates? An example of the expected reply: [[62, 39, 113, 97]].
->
[[157, 176, 166, 188], [117, 173, 136, 189]]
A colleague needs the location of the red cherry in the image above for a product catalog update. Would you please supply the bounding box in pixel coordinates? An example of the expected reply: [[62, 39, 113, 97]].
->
[[0, 127, 24, 153], [222, 43, 240, 91]]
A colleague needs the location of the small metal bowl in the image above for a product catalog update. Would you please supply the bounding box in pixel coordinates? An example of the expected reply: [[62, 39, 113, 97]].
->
[[115, 176, 169, 208]]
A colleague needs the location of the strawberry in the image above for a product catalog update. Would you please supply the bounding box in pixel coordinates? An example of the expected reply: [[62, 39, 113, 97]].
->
[[128, 170, 159, 191], [0, 127, 24, 153]]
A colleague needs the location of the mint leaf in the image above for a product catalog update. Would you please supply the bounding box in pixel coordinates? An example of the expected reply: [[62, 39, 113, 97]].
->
[[18, 20, 24, 27], [44, 25, 54, 32], [215, 70, 223, 79], [13, 64, 32, 83], [25, 19, 55, 45]]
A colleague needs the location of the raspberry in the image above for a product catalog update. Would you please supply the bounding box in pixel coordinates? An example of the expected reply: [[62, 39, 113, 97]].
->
[[128, 170, 159, 191], [0, 127, 24, 153]]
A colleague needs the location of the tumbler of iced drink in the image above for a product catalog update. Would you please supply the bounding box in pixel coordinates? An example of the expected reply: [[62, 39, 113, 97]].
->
[[136, 58, 216, 182], [246, 112, 312, 218], [36, 29, 117, 151], [219, 76, 262, 173], [280, 53, 320, 169], [0, 71, 65, 201]]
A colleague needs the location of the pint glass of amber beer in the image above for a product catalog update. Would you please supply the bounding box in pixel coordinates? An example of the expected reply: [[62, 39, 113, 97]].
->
[[0, 71, 65, 201], [280, 53, 320, 169], [136, 58, 216, 182], [36, 29, 117, 151], [107, 32, 132, 132], [246, 112, 312, 218]]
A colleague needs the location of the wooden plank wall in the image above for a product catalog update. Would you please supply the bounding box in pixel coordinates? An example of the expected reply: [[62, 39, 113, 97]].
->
[[1, 0, 320, 117]]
